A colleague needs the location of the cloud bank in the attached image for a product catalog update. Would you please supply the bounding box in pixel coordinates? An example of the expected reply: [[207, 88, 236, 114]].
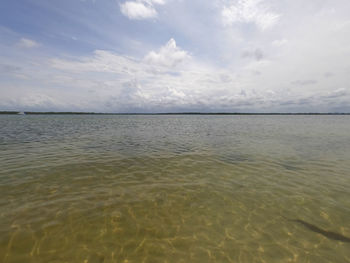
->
[[0, 0, 350, 112]]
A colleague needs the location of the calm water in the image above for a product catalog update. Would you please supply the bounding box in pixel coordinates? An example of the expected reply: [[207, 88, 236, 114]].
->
[[0, 115, 350, 263]]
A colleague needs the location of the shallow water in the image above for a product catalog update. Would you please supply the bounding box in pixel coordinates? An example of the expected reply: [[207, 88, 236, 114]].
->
[[0, 115, 350, 263]]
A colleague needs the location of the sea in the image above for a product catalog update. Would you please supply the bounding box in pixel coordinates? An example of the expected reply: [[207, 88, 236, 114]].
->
[[0, 115, 349, 262]]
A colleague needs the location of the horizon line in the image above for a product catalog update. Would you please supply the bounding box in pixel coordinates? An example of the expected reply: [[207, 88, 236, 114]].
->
[[1, 111, 350, 115]]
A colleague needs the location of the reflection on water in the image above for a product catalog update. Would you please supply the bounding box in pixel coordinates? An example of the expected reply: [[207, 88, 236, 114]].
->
[[0, 115, 350, 262]]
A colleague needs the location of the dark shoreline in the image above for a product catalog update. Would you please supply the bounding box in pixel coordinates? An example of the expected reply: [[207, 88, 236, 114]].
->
[[1, 111, 349, 115]]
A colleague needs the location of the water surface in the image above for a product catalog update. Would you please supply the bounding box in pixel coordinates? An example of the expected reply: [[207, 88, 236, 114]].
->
[[1, 115, 350, 262]]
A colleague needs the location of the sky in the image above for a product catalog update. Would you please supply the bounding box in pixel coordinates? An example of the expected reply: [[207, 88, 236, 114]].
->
[[0, 0, 350, 113]]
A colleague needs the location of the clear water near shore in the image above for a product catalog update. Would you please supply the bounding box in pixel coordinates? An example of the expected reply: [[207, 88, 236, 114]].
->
[[0, 115, 350, 262]]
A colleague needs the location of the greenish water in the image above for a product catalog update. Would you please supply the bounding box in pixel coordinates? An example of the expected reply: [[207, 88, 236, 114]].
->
[[0, 115, 350, 263]]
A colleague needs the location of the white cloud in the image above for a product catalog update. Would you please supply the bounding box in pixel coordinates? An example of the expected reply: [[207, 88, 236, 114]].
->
[[272, 38, 287, 47], [51, 49, 141, 74], [17, 38, 40, 48], [222, 0, 280, 30], [120, 0, 165, 20], [144, 38, 190, 68]]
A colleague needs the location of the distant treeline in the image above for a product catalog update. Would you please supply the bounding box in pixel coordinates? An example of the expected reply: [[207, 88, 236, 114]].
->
[[1, 111, 349, 115]]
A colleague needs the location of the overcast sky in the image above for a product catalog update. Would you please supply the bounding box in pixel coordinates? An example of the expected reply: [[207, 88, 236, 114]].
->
[[0, 0, 350, 112]]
